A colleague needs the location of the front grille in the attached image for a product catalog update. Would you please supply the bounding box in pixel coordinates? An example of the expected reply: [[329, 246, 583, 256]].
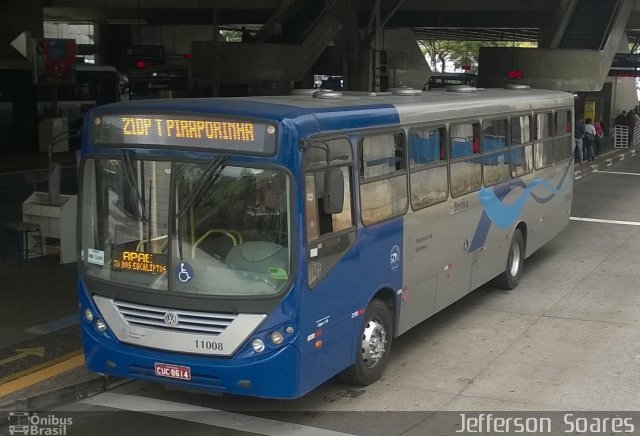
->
[[113, 300, 236, 335]]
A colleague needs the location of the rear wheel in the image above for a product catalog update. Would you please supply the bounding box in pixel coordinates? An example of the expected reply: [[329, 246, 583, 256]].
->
[[340, 299, 393, 386], [499, 228, 524, 290]]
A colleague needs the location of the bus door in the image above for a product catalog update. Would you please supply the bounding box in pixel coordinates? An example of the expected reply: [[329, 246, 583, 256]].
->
[[300, 138, 359, 388]]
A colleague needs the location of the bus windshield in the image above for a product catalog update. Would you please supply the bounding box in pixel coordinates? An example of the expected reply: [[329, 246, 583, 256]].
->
[[80, 158, 290, 297]]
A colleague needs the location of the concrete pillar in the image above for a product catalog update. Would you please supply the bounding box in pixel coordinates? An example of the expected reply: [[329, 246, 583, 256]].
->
[[344, 0, 361, 91], [610, 35, 638, 118], [382, 29, 431, 90]]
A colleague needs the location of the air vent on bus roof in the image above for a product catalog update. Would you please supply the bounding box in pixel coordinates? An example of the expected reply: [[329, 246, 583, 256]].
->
[[446, 85, 478, 93], [505, 84, 531, 90], [390, 86, 422, 96], [341, 91, 392, 97], [313, 89, 343, 99]]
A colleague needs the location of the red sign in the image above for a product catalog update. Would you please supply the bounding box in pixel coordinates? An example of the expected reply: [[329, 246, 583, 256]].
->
[[36, 38, 77, 84], [462, 65, 472, 71], [154, 363, 191, 380], [508, 70, 524, 80]]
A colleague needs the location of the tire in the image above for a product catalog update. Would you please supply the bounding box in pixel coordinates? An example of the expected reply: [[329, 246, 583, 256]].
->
[[340, 299, 393, 386], [499, 228, 524, 290]]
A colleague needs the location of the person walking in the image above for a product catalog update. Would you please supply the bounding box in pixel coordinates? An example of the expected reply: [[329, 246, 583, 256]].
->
[[594, 119, 604, 156], [626, 110, 637, 146], [584, 118, 597, 162], [574, 114, 586, 165]]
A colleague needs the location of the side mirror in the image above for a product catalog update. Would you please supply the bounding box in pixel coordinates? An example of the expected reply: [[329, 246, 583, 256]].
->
[[323, 168, 344, 215]]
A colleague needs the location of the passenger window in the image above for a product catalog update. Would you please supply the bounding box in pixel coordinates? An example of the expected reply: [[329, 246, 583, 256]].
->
[[361, 132, 405, 178], [511, 115, 531, 145], [408, 127, 448, 209], [511, 115, 533, 177], [554, 110, 573, 162], [359, 133, 408, 225], [534, 112, 554, 169], [304, 138, 356, 288], [482, 119, 509, 186], [450, 122, 481, 197]]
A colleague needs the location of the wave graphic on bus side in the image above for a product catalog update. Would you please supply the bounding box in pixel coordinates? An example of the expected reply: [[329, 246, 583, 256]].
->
[[479, 178, 561, 228], [469, 159, 573, 252]]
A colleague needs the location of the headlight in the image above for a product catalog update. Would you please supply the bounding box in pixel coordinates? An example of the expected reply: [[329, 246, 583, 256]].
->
[[270, 331, 284, 345], [95, 319, 107, 332], [252, 338, 265, 353], [83, 308, 94, 322]]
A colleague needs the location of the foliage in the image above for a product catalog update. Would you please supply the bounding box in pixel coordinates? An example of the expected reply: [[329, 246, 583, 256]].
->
[[417, 40, 536, 73], [220, 30, 242, 42]]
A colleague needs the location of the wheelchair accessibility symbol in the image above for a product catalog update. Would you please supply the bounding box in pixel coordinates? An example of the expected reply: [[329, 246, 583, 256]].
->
[[176, 262, 194, 283]]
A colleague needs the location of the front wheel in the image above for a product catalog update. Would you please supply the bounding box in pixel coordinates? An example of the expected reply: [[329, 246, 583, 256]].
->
[[499, 228, 524, 290], [339, 299, 393, 386]]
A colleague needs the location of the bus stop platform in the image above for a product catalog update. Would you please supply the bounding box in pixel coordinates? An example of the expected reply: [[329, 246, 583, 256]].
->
[[0, 141, 638, 412], [0, 255, 104, 411]]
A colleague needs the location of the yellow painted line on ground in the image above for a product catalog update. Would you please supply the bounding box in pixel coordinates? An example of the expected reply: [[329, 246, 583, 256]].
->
[[0, 352, 84, 398], [0, 350, 82, 386]]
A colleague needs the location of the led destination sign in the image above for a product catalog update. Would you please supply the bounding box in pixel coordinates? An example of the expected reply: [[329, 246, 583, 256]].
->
[[123, 118, 255, 141], [92, 114, 277, 154], [112, 250, 167, 274]]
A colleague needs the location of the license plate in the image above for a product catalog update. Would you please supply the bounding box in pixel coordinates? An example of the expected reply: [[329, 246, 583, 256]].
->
[[154, 363, 191, 381]]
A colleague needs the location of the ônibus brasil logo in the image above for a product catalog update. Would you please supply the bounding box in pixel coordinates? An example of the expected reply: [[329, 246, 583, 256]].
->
[[8, 412, 73, 435]]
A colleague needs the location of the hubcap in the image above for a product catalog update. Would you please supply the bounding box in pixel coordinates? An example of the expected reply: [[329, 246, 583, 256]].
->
[[509, 240, 521, 277], [361, 318, 387, 368]]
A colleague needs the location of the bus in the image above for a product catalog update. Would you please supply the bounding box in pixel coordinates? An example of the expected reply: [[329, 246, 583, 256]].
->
[[77, 84, 574, 399]]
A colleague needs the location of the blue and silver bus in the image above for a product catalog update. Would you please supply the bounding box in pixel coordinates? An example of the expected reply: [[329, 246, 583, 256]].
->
[[77, 85, 574, 399]]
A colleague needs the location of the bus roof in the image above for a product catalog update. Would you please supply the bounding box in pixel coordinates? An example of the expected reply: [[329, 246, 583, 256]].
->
[[91, 87, 574, 137]]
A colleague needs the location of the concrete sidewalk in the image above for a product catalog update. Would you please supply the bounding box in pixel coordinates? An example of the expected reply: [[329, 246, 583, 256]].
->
[[573, 142, 636, 179]]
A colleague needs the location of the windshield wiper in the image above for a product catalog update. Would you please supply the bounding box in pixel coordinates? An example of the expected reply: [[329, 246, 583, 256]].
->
[[120, 149, 148, 222], [175, 155, 227, 219]]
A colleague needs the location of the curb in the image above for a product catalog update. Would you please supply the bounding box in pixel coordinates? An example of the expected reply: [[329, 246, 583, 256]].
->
[[574, 147, 637, 180], [0, 365, 118, 412]]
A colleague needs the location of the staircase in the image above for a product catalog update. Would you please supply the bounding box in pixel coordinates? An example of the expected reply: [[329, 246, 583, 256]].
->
[[558, 0, 619, 49], [192, 0, 347, 88]]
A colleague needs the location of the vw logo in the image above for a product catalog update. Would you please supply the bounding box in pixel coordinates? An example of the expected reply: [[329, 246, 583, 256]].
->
[[164, 311, 179, 327]]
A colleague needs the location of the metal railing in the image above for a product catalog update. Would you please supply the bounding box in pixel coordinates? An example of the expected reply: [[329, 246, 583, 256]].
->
[[613, 125, 640, 148]]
